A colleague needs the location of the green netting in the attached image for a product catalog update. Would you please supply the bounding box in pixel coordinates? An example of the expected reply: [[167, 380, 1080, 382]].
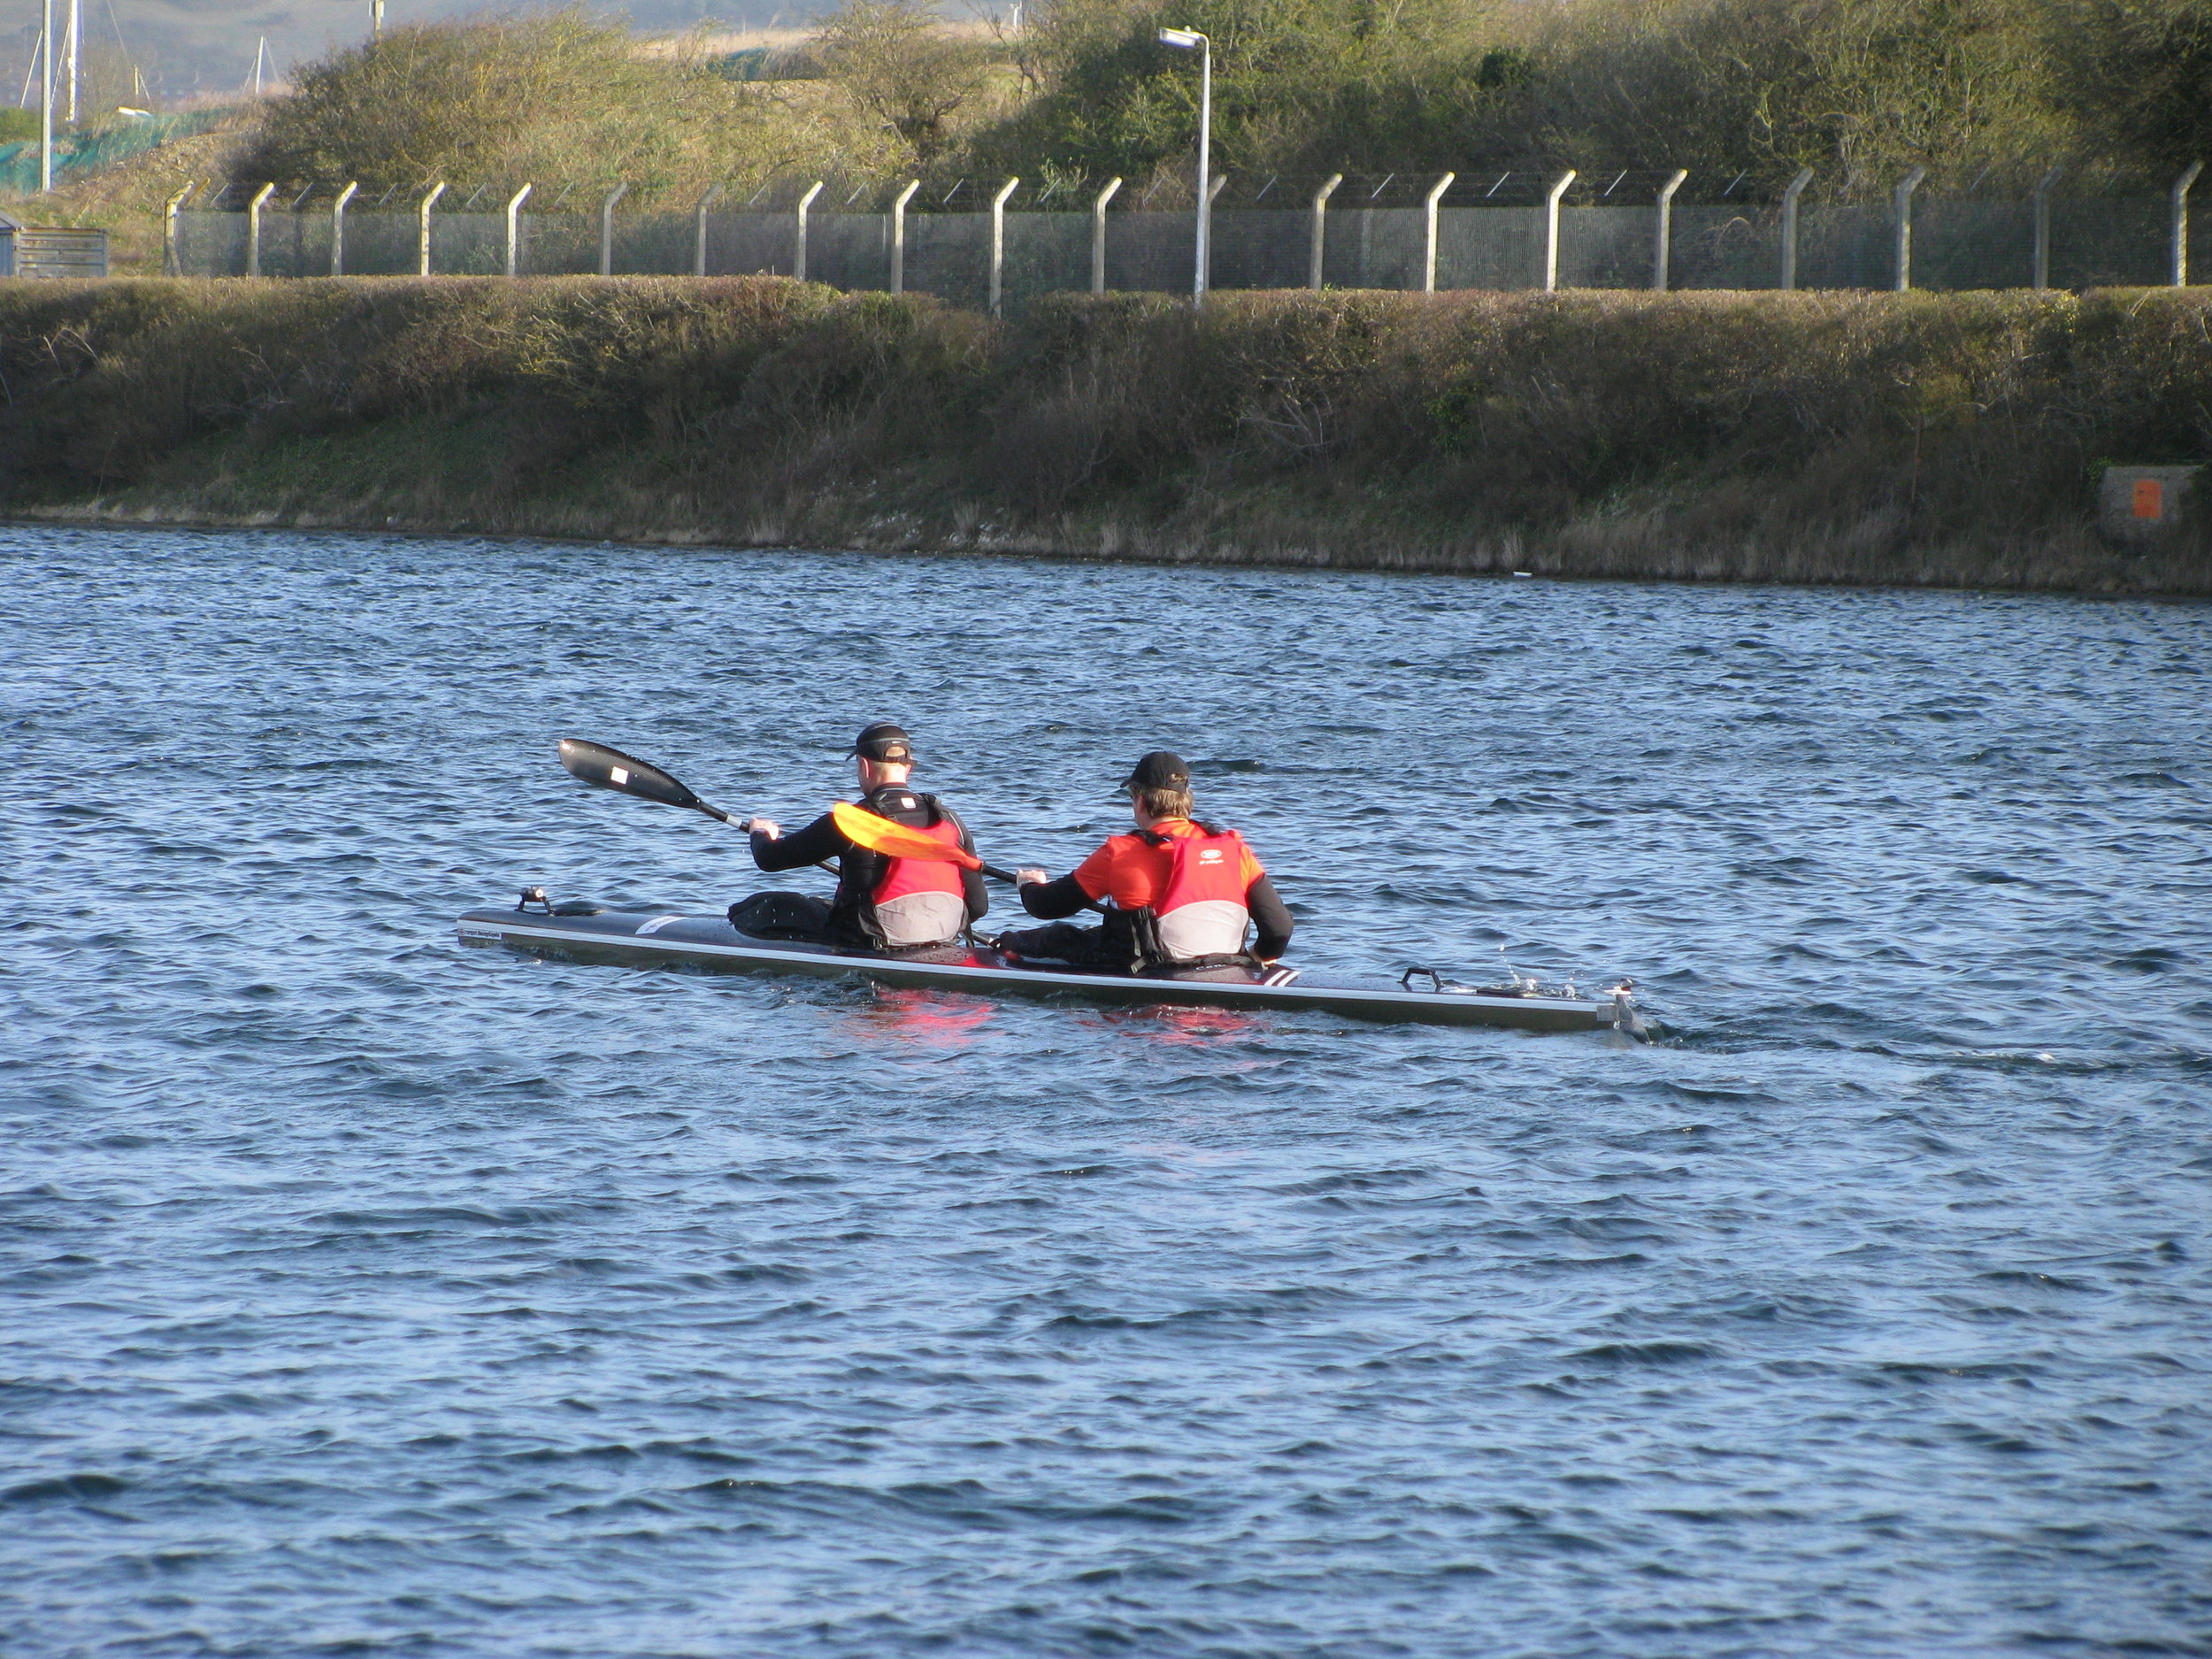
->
[[0, 111, 225, 196]]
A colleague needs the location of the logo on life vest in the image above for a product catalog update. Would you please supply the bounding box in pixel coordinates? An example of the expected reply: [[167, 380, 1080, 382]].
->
[[1198, 849, 1225, 863]]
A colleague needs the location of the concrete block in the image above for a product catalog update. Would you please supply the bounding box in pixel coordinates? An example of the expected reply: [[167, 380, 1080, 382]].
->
[[2099, 465, 2199, 541]]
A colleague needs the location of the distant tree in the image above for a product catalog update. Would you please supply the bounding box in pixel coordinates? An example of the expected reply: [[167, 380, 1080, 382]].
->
[[812, 0, 993, 164]]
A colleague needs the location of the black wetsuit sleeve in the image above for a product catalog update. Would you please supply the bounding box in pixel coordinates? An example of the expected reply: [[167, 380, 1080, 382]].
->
[[752, 811, 847, 872], [1019, 873, 1093, 919], [949, 810, 988, 921], [1247, 874, 1294, 959]]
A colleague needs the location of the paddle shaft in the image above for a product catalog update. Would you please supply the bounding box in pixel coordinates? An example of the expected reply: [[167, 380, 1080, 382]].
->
[[675, 797, 849, 877]]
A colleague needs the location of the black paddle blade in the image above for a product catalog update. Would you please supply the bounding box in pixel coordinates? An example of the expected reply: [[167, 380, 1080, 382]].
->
[[557, 739, 701, 810]]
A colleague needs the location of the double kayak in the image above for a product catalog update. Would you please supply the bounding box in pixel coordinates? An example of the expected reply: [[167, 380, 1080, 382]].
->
[[456, 893, 1651, 1037]]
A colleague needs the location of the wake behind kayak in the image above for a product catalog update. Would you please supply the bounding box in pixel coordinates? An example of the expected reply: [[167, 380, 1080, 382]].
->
[[455, 893, 1650, 1037]]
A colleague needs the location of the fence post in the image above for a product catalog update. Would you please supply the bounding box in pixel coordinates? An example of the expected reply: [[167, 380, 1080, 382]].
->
[[890, 179, 918, 293], [1310, 173, 1342, 290], [1542, 170, 1575, 291], [246, 181, 274, 277], [989, 175, 1019, 317], [1419, 172, 1455, 294], [1653, 168, 1687, 291], [2170, 161, 2201, 287], [1892, 165, 1927, 292], [598, 181, 628, 277], [694, 183, 722, 277], [1779, 166, 1813, 290], [163, 180, 196, 276], [417, 180, 445, 276], [793, 180, 823, 280], [330, 180, 357, 275], [2032, 166, 2060, 292], [504, 183, 533, 277], [1090, 175, 1121, 294]]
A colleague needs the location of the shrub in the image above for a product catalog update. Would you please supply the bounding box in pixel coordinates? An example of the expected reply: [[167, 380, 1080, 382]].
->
[[234, 7, 900, 196], [1, 281, 2207, 591], [974, 0, 1530, 180], [2053, 0, 2212, 176], [967, 0, 2117, 198]]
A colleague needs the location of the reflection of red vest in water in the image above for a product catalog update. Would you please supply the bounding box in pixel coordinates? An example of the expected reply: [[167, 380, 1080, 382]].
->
[[1151, 826, 1252, 960], [870, 814, 968, 947]]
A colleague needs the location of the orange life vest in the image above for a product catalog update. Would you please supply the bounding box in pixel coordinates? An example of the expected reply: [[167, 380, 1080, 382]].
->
[[868, 812, 968, 947], [1149, 826, 1252, 961]]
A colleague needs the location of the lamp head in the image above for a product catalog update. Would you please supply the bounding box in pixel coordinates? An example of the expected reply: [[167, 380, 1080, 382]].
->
[[1157, 27, 1203, 46]]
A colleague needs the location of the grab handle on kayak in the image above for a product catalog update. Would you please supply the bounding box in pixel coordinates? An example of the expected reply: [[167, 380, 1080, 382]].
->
[[1401, 965, 1444, 994]]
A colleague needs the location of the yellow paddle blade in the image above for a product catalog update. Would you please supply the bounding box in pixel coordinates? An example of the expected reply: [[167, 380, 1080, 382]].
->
[[831, 801, 983, 869]]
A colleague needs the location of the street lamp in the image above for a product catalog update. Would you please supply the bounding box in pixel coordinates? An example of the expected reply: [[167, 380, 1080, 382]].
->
[[1157, 26, 1210, 302]]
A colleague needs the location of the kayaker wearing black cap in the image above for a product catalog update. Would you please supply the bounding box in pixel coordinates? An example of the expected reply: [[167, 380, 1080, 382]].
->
[[744, 722, 987, 949], [995, 750, 1293, 972]]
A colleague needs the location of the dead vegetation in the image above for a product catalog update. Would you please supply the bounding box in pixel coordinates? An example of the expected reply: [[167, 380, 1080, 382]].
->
[[0, 279, 2204, 595]]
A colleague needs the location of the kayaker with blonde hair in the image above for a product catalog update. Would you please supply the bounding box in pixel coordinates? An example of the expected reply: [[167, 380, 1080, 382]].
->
[[996, 750, 1292, 972]]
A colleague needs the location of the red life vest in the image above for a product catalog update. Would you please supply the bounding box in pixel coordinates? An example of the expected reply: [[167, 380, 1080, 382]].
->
[[1151, 826, 1252, 961], [869, 813, 968, 947]]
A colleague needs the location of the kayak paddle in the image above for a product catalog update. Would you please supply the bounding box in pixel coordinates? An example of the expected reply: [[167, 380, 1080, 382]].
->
[[558, 738, 750, 827], [560, 739, 1033, 889]]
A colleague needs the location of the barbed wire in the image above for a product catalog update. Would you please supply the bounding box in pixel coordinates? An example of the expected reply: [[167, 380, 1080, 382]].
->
[[191, 157, 2209, 217]]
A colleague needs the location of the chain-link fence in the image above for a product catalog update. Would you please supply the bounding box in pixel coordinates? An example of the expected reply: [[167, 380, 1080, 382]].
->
[[170, 167, 2212, 303]]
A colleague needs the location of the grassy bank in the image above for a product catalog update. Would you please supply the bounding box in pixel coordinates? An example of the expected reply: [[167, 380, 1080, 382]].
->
[[2, 278, 2208, 595]]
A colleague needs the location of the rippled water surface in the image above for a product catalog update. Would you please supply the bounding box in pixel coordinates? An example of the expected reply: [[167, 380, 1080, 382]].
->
[[4, 526, 2209, 1657]]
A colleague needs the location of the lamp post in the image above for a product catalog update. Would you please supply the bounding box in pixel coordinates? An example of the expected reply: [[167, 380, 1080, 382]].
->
[[1157, 26, 1210, 302]]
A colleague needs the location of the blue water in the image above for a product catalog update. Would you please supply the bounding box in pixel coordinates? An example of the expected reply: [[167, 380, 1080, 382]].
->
[[4, 525, 2208, 1657]]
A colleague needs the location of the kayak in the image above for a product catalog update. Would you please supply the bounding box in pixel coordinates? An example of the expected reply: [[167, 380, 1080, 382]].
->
[[456, 893, 1650, 1037]]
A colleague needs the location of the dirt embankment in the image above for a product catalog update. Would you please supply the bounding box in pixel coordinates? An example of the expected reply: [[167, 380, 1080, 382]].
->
[[1, 278, 2207, 595]]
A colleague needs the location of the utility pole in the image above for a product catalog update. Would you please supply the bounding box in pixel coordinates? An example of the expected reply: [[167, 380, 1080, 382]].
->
[[252, 35, 267, 97], [65, 0, 77, 125], [39, 0, 51, 192], [372, 0, 384, 41]]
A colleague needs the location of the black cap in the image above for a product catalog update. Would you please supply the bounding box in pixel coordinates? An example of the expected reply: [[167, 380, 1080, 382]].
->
[[845, 721, 915, 763], [1120, 750, 1189, 790]]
